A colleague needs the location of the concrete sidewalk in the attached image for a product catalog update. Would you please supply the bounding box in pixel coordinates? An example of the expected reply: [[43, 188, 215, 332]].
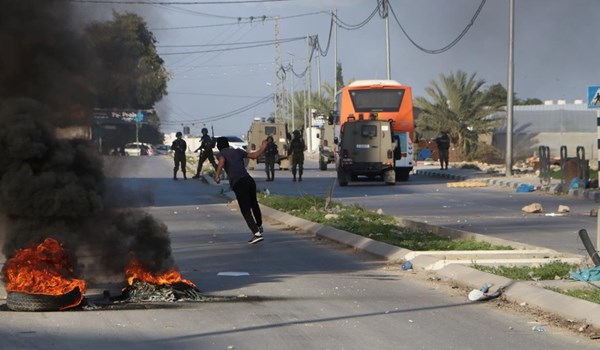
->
[[205, 174, 600, 330]]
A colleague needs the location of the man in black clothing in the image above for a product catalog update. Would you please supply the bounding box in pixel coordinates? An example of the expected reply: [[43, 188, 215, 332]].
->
[[214, 136, 268, 244], [171, 131, 188, 180], [435, 130, 450, 170], [192, 128, 217, 179]]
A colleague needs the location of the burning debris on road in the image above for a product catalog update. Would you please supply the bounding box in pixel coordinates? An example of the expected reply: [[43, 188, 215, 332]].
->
[[119, 280, 205, 303], [0, 1, 195, 310]]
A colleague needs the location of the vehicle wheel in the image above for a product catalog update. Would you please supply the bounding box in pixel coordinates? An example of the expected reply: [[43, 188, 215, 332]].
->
[[395, 169, 410, 181], [319, 159, 327, 171], [7, 287, 83, 312], [338, 171, 350, 186], [384, 170, 396, 185]]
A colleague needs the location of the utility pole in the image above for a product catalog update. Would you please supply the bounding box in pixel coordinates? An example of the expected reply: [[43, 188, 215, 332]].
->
[[333, 10, 338, 99], [383, 0, 391, 80], [289, 53, 295, 131], [506, 0, 515, 176], [306, 34, 312, 151], [316, 48, 321, 98], [274, 16, 284, 122]]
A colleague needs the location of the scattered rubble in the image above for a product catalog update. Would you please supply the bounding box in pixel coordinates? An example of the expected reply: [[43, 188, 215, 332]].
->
[[522, 203, 543, 213]]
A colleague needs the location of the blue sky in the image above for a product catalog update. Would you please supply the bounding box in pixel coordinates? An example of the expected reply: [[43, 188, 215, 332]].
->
[[73, 0, 600, 137]]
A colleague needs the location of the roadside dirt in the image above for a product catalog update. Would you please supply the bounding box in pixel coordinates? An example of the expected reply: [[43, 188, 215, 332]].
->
[[399, 265, 600, 341]]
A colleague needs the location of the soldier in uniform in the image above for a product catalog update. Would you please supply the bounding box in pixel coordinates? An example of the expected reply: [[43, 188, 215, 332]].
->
[[192, 127, 217, 179], [170, 131, 188, 180], [289, 130, 306, 181], [264, 136, 278, 181]]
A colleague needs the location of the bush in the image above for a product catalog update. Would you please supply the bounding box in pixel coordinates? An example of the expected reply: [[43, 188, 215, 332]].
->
[[469, 143, 502, 163]]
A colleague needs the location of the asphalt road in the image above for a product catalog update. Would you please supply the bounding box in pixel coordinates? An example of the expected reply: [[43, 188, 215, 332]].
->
[[0, 155, 597, 349], [246, 159, 599, 256]]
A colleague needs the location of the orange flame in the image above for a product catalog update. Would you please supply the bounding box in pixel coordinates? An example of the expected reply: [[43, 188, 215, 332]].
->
[[4, 238, 86, 298], [125, 258, 195, 288]]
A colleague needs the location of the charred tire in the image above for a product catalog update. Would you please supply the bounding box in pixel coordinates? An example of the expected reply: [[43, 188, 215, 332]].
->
[[7, 287, 82, 312]]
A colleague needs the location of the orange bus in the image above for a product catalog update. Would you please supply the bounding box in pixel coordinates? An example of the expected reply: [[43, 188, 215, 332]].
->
[[334, 80, 414, 181]]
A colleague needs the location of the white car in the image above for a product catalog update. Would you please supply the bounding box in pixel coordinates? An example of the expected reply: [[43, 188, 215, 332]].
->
[[213, 136, 247, 153], [124, 142, 156, 156]]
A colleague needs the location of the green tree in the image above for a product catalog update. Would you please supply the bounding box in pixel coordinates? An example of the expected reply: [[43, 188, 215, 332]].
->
[[335, 62, 345, 91], [85, 12, 170, 110], [415, 71, 504, 160], [287, 82, 336, 130], [483, 83, 542, 106]]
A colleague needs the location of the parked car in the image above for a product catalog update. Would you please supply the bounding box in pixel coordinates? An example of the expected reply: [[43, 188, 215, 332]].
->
[[154, 144, 171, 155], [124, 142, 156, 156]]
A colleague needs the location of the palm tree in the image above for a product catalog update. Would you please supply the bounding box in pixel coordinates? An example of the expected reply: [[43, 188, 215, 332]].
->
[[415, 70, 504, 160], [288, 82, 336, 130]]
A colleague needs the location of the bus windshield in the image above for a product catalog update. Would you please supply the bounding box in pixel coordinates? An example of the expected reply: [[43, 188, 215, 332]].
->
[[349, 89, 405, 112]]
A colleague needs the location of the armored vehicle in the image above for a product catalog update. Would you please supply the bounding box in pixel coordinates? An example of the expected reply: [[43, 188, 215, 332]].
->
[[336, 117, 396, 186], [317, 119, 336, 171], [246, 118, 290, 170], [335, 80, 414, 181]]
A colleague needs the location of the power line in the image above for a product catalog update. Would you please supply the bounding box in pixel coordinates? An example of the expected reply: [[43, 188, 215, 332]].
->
[[162, 94, 273, 124], [332, 3, 380, 30], [69, 0, 292, 4], [157, 37, 304, 48], [150, 11, 326, 31], [158, 36, 304, 55], [169, 91, 265, 98], [388, 0, 487, 54]]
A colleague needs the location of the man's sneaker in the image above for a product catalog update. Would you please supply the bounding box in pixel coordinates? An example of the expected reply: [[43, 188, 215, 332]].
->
[[258, 226, 264, 234], [248, 234, 263, 244]]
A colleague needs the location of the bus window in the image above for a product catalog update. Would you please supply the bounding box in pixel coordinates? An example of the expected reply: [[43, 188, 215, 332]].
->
[[350, 89, 405, 112]]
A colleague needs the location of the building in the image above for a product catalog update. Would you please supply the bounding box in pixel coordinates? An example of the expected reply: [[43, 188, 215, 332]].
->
[[489, 101, 597, 165]]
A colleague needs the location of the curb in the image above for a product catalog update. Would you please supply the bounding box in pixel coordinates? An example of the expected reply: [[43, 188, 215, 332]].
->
[[259, 204, 600, 329], [204, 175, 600, 329]]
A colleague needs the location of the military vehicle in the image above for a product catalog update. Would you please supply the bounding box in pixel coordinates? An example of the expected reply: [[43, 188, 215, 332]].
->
[[336, 116, 396, 186], [246, 118, 290, 170], [316, 117, 336, 171], [335, 80, 415, 181]]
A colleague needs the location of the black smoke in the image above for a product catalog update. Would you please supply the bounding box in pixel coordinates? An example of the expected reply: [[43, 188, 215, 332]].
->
[[0, 0, 175, 283]]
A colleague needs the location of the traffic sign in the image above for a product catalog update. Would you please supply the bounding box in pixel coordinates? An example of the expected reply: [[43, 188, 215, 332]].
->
[[588, 86, 600, 108], [134, 111, 145, 122]]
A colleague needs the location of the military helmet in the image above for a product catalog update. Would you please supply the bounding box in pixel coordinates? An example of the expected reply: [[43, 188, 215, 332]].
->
[[201, 127, 208, 134], [176, 131, 182, 137]]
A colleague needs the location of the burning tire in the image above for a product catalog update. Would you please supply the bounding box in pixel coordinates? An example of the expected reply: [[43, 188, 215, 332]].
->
[[6, 287, 82, 312]]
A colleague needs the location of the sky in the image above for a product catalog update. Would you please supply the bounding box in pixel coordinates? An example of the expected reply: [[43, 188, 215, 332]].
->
[[71, 0, 600, 138]]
